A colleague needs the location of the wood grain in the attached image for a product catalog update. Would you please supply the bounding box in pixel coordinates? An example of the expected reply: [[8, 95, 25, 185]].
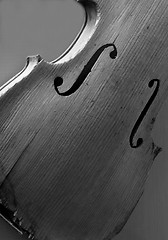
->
[[1, 0, 168, 239]]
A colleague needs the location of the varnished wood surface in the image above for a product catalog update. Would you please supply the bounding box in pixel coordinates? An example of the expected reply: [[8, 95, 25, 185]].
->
[[1, 0, 168, 240]]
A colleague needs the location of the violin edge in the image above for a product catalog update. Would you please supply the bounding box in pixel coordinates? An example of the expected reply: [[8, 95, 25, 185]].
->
[[0, 55, 42, 99]]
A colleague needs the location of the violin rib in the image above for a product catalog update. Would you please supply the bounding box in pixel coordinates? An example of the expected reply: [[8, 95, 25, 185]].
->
[[52, 0, 100, 64]]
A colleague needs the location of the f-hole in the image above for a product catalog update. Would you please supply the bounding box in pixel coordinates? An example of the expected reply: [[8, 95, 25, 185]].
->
[[129, 79, 160, 148], [54, 43, 117, 96]]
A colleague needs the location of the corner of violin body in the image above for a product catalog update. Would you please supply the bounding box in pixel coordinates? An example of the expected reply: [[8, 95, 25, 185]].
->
[[0, 54, 42, 100]]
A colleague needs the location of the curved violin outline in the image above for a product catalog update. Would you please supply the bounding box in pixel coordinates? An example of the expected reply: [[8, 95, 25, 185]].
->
[[0, 55, 42, 98], [52, 0, 100, 64], [0, 0, 100, 97], [54, 43, 117, 96], [129, 79, 160, 148]]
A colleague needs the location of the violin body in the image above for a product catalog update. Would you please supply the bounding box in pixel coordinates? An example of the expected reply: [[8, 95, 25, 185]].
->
[[0, 0, 168, 239]]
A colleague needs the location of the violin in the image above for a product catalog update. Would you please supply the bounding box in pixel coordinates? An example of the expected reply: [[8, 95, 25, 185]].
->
[[0, 0, 168, 239]]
